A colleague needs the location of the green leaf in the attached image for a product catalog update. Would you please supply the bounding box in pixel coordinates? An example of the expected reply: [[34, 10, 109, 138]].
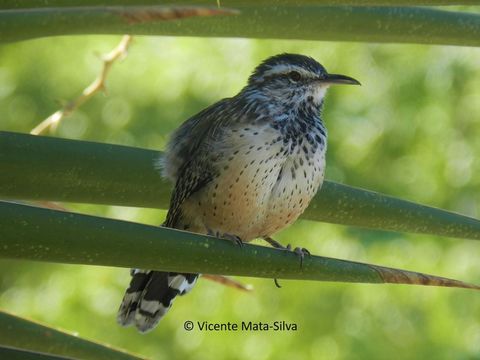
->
[[1, 0, 480, 8], [0, 6, 238, 43], [0, 200, 479, 290], [1, 131, 479, 240], [1, 6, 480, 46], [0, 311, 144, 360], [0, 346, 71, 360]]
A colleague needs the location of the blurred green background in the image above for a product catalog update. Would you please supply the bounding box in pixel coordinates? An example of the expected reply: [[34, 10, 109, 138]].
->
[[1, 36, 480, 359]]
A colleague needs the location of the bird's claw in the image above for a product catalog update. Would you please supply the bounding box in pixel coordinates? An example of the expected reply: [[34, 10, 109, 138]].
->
[[274, 278, 282, 288], [263, 237, 310, 269], [292, 246, 310, 268], [225, 234, 243, 248], [207, 229, 243, 247], [279, 243, 310, 268], [284, 244, 311, 269]]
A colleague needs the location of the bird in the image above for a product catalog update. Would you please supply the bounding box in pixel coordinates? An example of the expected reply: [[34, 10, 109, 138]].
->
[[117, 53, 360, 332]]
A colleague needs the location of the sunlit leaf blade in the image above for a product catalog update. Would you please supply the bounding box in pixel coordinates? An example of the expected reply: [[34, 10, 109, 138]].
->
[[1, 6, 480, 46], [0, 311, 144, 360], [1, 131, 480, 240], [2, 0, 480, 8], [0, 200, 479, 290], [306, 182, 480, 239]]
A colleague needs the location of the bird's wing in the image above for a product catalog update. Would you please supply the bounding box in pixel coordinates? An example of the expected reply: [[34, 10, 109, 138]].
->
[[161, 98, 232, 182], [162, 97, 235, 228]]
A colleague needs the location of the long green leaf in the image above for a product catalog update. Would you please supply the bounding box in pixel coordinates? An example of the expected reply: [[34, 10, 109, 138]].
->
[[0, 346, 71, 360], [0, 311, 144, 360], [1, 0, 479, 8], [0, 6, 238, 43], [1, 131, 479, 240], [0, 200, 479, 290], [1, 6, 480, 46]]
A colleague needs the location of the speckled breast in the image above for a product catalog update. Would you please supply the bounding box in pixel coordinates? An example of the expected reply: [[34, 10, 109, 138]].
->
[[184, 122, 327, 241], [259, 138, 326, 238]]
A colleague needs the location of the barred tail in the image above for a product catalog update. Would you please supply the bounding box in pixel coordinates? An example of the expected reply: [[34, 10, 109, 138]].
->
[[117, 269, 198, 332]]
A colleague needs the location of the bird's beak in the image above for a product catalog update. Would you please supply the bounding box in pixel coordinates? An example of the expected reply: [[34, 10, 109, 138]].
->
[[321, 73, 361, 86]]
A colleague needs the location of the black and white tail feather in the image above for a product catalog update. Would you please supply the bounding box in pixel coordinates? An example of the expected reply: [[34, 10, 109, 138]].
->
[[117, 269, 198, 332]]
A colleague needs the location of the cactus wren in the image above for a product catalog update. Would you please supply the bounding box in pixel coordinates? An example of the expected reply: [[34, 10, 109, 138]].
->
[[118, 53, 360, 332]]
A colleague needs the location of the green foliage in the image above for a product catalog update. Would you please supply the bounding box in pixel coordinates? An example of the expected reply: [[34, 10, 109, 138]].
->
[[1, 5, 480, 46], [0, 346, 71, 360], [2, 131, 480, 240], [0, 312, 143, 360], [4, 200, 479, 292], [2, 0, 480, 7]]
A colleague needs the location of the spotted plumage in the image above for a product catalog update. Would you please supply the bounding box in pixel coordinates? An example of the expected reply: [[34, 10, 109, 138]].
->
[[117, 53, 360, 332]]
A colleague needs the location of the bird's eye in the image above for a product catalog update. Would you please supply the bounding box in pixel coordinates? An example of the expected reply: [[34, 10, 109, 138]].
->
[[288, 71, 301, 82]]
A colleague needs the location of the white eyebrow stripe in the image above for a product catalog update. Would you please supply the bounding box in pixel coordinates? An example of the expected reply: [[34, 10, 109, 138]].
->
[[262, 64, 315, 79]]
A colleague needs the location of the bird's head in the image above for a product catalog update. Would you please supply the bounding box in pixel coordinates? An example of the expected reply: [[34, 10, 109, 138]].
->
[[245, 53, 360, 109]]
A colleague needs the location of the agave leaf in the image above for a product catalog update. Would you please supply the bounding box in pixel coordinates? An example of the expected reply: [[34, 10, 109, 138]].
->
[[0, 6, 479, 46], [0, 201, 478, 291], [0, 311, 144, 360], [0, 5, 238, 42], [0, 346, 72, 360], [1, 131, 479, 240], [2, 0, 480, 9]]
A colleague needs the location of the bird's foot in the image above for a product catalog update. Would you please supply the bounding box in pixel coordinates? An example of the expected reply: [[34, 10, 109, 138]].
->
[[263, 237, 310, 268], [207, 228, 243, 247], [289, 245, 311, 269], [263, 236, 310, 289], [223, 233, 244, 247]]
